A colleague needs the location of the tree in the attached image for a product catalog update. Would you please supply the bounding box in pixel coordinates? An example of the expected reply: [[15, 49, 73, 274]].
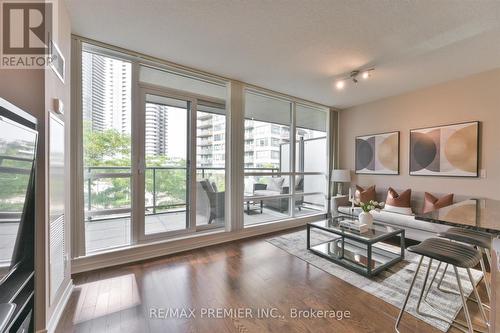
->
[[83, 122, 130, 167], [83, 122, 188, 213]]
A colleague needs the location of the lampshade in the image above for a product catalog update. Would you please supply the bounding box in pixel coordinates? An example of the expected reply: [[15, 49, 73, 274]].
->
[[331, 169, 351, 182]]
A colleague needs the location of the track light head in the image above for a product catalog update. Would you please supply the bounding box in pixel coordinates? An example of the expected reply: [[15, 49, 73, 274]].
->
[[335, 68, 374, 90]]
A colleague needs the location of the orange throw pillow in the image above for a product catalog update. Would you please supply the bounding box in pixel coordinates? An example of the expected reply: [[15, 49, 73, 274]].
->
[[386, 188, 411, 208], [423, 192, 454, 213], [354, 185, 376, 204]]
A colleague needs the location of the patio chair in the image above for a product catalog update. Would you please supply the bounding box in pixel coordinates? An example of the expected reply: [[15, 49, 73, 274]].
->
[[196, 179, 225, 224]]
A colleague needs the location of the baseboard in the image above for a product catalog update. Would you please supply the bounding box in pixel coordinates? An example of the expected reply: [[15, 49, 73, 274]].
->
[[46, 279, 74, 333], [72, 214, 324, 274]]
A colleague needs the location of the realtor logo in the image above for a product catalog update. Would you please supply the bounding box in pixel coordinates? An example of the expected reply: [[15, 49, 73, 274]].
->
[[1, 0, 54, 68]]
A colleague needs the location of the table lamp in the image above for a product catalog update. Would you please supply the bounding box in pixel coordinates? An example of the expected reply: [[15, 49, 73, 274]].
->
[[331, 169, 351, 196]]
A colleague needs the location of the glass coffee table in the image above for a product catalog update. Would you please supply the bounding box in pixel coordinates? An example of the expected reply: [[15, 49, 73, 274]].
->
[[307, 215, 405, 277]]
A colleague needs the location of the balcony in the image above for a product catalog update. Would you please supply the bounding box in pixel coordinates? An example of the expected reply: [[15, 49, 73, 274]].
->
[[82, 166, 326, 253], [197, 121, 212, 128], [197, 129, 213, 137]]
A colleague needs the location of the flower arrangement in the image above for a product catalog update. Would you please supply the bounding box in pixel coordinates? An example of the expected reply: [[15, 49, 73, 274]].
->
[[358, 200, 385, 213]]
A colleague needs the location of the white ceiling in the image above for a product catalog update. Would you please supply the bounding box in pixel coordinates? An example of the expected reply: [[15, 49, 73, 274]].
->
[[65, 0, 500, 108]]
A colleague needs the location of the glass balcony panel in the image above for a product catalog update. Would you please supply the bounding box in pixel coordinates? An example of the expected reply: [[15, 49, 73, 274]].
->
[[294, 194, 327, 217]]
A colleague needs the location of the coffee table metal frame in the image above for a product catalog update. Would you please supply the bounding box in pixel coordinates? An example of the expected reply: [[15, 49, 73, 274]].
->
[[307, 216, 405, 277]]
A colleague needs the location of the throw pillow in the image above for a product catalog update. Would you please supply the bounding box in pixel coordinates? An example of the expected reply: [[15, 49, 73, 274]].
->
[[423, 192, 454, 213], [384, 188, 412, 215], [354, 185, 376, 204], [267, 177, 285, 192]]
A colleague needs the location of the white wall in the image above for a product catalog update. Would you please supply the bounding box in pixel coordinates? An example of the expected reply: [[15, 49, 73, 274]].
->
[[44, 0, 72, 331]]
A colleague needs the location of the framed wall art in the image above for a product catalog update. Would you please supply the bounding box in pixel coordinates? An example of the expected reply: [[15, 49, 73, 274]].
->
[[355, 131, 399, 175], [409, 121, 479, 177]]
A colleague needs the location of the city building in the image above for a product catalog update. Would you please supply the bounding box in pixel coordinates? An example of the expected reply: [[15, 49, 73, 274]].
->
[[1, 2, 499, 333]]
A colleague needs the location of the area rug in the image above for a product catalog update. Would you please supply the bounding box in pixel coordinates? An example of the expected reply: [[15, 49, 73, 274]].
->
[[266, 230, 484, 332]]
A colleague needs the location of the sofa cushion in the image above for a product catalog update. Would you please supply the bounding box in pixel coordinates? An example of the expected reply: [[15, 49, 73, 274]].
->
[[267, 177, 285, 192], [423, 192, 454, 213], [338, 206, 449, 235], [384, 204, 413, 215], [370, 210, 449, 234], [354, 185, 376, 204]]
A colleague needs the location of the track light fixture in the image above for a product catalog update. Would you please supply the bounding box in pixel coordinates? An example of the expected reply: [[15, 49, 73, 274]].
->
[[335, 67, 375, 90]]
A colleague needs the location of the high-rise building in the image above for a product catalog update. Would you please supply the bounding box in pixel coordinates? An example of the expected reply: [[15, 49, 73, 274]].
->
[[145, 103, 169, 157], [82, 52, 106, 132], [82, 52, 131, 135], [197, 112, 225, 168], [196, 113, 296, 171], [83, 52, 169, 157], [243, 119, 290, 170]]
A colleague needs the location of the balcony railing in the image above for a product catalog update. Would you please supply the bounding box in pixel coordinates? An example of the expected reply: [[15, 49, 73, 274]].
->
[[84, 166, 279, 221]]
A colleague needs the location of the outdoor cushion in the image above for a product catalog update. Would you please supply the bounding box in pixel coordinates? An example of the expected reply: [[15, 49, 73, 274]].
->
[[267, 177, 285, 192], [200, 179, 215, 193], [254, 190, 280, 197]]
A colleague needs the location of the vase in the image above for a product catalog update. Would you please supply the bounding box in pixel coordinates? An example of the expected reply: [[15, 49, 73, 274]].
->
[[359, 211, 373, 227]]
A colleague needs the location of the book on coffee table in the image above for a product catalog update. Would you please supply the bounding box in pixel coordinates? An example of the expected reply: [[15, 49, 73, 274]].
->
[[339, 220, 369, 233]]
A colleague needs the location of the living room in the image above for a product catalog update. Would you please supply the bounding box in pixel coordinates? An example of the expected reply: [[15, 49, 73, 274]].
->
[[0, 1, 499, 333]]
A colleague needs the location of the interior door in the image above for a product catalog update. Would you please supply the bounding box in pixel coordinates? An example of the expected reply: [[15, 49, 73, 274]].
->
[[138, 89, 196, 240]]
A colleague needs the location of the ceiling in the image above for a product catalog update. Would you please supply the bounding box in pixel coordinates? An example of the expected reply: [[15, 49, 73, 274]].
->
[[65, 0, 500, 108]]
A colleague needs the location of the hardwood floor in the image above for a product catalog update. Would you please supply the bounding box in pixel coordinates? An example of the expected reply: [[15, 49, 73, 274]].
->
[[56, 228, 489, 333]]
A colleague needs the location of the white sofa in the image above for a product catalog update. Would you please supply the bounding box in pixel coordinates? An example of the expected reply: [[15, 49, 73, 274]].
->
[[333, 188, 470, 241]]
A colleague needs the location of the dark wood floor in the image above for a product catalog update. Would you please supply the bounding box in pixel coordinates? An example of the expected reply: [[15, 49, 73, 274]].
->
[[56, 228, 490, 333]]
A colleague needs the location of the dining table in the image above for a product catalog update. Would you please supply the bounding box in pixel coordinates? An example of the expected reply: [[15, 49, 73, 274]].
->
[[415, 198, 500, 333]]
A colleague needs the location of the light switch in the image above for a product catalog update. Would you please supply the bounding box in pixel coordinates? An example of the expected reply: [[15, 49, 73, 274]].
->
[[53, 98, 64, 114]]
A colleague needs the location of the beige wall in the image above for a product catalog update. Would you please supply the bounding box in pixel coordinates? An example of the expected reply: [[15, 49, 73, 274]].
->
[[339, 68, 500, 200], [0, 66, 47, 333], [0, 0, 71, 331]]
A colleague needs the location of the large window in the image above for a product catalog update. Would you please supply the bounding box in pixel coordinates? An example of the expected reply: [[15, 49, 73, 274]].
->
[[76, 39, 330, 258], [82, 50, 132, 254], [243, 91, 328, 226], [79, 43, 228, 255], [295, 104, 328, 216]]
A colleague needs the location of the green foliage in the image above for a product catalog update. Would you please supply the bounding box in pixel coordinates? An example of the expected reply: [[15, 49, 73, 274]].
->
[[83, 121, 131, 167], [358, 200, 385, 213], [83, 123, 191, 213]]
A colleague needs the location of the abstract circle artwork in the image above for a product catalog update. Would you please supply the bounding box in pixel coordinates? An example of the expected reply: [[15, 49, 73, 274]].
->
[[355, 131, 399, 175], [409, 121, 479, 177]]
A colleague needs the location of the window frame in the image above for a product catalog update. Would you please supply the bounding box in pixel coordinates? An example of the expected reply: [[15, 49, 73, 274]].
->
[[73, 39, 231, 257], [71, 36, 333, 262], [242, 89, 330, 225]]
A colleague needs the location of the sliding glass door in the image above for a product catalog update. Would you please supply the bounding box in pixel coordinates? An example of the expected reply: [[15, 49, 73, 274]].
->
[[79, 43, 229, 255], [138, 89, 196, 240], [140, 92, 193, 238]]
